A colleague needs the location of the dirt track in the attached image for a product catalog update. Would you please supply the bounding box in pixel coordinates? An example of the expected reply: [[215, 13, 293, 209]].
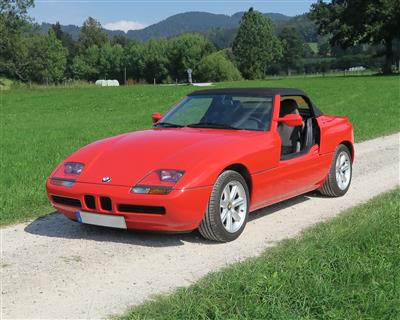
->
[[1, 133, 399, 319]]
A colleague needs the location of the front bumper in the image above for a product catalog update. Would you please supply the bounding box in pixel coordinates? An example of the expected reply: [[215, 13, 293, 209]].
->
[[46, 179, 212, 232]]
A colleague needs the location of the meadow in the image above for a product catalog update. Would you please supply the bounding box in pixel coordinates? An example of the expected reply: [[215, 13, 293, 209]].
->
[[1, 75, 399, 224], [119, 188, 400, 320]]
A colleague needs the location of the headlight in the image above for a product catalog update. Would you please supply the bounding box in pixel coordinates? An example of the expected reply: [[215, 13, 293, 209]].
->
[[64, 162, 84, 175], [159, 170, 184, 182], [131, 169, 185, 195], [50, 162, 84, 187]]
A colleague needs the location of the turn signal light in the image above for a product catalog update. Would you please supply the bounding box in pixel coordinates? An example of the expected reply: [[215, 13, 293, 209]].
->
[[50, 177, 76, 187], [131, 186, 171, 195]]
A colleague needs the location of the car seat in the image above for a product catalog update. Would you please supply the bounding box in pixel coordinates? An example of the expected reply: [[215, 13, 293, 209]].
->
[[278, 99, 303, 155]]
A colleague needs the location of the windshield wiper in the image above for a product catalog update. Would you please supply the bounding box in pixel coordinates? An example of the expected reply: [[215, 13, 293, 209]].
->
[[156, 121, 242, 130], [154, 122, 185, 128], [186, 122, 241, 130]]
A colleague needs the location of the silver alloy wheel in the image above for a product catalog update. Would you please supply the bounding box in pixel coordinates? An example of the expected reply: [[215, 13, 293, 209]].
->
[[220, 181, 247, 233], [335, 151, 351, 190]]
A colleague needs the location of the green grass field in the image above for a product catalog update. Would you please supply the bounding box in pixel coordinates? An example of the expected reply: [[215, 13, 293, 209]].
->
[[118, 188, 400, 320], [1, 75, 399, 225]]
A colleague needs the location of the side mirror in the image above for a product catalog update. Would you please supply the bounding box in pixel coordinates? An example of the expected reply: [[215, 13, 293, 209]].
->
[[277, 114, 303, 127], [151, 112, 162, 124]]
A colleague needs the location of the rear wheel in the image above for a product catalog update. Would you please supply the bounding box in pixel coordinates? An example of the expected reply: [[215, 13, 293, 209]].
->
[[199, 170, 249, 242], [319, 144, 352, 197]]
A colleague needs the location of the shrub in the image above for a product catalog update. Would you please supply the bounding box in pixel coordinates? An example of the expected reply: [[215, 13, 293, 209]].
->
[[0, 77, 14, 91], [197, 51, 242, 82]]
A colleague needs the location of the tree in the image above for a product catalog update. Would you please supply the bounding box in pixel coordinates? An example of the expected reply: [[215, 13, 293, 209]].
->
[[303, 43, 315, 59], [78, 17, 108, 52], [167, 34, 215, 81], [72, 17, 109, 81], [52, 22, 76, 55], [23, 29, 66, 83], [125, 41, 145, 81], [318, 39, 331, 57], [112, 35, 129, 47], [0, 0, 34, 80], [0, 0, 34, 15], [142, 39, 169, 83], [232, 8, 282, 79], [98, 43, 124, 80], [24, 34, 48, 82], [45, 28, 67, 82], [310, 0, 400, 74], [279, 27, 305, 75], [72, 45, 100, 80], [52, 22, 76, 78], [197, 51, 242, 82], [51, 21, 63, 40], [20, 31, 64, 83]]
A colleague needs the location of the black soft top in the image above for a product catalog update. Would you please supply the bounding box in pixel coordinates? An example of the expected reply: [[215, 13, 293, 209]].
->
[[189, 87, 323, 117], [189, 87, 307, 97]]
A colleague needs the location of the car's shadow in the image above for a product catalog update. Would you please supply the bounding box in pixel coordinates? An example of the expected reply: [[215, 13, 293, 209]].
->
[[24, 192, 317, 247]]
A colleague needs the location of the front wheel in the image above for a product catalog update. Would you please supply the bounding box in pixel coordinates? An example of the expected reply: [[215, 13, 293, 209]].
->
[[319, 144, 352, 197], [199, 170, 249, 242]]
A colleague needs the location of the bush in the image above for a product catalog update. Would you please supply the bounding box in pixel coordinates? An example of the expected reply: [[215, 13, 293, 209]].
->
[[0, 77, 14, 91], [197, 51, 242, 82]]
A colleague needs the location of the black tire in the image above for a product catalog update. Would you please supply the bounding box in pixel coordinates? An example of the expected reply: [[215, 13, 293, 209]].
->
[[198, 170, 249, 242], [319, 144, 352, 197]]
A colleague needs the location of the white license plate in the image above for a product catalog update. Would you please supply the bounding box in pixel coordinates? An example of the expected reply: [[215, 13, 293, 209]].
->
[[76, 211, 127, 229]]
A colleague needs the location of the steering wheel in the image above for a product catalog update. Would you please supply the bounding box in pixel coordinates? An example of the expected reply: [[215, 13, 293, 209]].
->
[[247, 116, 264, 129]]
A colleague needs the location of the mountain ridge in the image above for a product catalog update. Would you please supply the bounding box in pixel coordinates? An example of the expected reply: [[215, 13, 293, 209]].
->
[[38, 11, 317, 45]]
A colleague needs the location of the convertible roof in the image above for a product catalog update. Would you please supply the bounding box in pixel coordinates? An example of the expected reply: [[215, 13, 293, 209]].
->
[[189, 87, 308, 97]]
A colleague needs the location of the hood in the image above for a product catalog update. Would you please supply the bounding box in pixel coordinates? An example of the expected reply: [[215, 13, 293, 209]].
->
[[65, 128, 261, 187]]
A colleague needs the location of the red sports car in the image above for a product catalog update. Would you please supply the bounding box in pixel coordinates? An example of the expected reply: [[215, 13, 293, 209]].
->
[[46, 88, 354, 242]]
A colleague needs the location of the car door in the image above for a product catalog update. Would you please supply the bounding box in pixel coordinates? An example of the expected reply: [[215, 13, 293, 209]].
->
[[269, 95, 328, 200], [250, 95, 332, 211]]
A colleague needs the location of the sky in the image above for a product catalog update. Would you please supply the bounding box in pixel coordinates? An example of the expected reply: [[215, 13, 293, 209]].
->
[[29, 0, 316, 32]]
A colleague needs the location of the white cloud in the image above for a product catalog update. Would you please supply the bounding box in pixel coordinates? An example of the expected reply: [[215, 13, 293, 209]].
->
[[104, 20, 147, 33]]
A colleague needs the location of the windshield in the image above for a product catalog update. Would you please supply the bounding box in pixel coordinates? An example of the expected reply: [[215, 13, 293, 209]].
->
[[156, 94, 274, 131]]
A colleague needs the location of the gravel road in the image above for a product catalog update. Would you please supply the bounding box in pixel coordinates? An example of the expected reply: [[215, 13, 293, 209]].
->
[[2, 133, 399, 319]]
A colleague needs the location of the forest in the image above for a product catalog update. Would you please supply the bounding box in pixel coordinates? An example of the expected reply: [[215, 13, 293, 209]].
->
[[1, 0, 399, 85]]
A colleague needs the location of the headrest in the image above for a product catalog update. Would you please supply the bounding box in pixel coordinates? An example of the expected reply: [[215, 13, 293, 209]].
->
[[280, 99, 299, 117]]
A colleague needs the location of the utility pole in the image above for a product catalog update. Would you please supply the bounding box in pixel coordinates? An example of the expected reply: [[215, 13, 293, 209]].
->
[[124, 67, 127, 85]]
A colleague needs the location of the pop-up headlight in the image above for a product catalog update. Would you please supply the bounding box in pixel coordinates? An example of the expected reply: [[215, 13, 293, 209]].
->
[[64, 162, 84, 175], [50, 162, 85, 187]]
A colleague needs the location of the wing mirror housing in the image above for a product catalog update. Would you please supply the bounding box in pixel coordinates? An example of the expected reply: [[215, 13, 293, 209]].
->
[[151, 112, 162, 124], [277, 114, 303, 127]]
